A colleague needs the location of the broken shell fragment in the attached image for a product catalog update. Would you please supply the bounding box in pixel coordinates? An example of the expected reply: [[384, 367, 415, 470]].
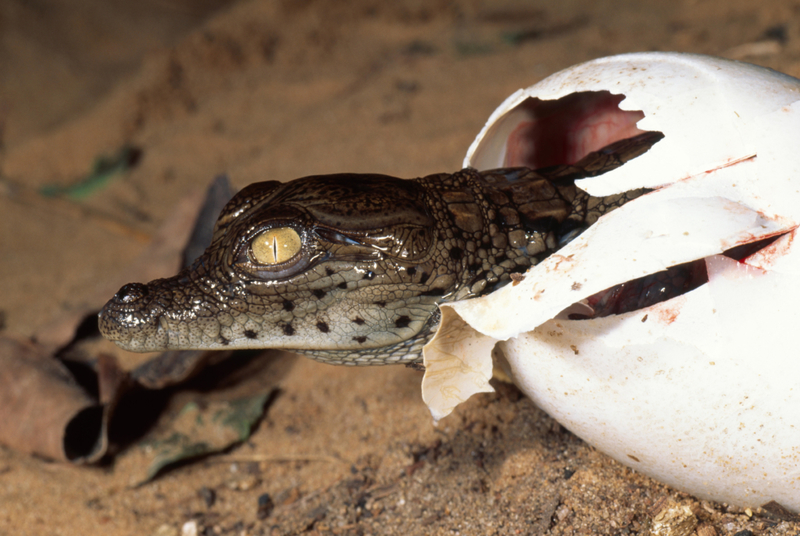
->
[[422, 53, 800, 510]]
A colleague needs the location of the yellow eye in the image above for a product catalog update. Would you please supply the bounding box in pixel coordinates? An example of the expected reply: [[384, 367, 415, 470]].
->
[[251, 227, 302, 265]]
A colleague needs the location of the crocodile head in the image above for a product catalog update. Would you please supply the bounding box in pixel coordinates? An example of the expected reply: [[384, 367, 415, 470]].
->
[[99, 173, 461, 364]]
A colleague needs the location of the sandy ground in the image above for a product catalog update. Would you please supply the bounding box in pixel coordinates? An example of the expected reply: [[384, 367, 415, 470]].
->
[[2, 1, 800, 535]]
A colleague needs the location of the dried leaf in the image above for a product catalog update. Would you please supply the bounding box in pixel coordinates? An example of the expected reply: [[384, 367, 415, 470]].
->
[[0, 337, 126, 463], [127, 391, 274, 484]]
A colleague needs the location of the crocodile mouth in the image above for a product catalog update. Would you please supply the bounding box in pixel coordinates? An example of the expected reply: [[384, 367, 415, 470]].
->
[[561, 234, 789, 320]]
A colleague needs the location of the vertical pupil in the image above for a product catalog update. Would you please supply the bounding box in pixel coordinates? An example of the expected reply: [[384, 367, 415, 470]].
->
[[251, 227, 302, 265]]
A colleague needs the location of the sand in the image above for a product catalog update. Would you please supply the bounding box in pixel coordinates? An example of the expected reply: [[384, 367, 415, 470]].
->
[[2, 0, 800, 534]]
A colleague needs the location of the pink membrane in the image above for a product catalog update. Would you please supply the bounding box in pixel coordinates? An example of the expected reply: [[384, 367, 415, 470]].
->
[[504, 92, 645, 168]]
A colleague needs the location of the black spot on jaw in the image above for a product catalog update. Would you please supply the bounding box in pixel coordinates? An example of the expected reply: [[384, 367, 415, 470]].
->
[[312, 289, 326, 299], [353, 336, 367, 344], [395, 315, 411, 329], [353, 317, 365, 325], [363, 271, 375, 280], [282, 300, 295, 312], [338, 282, 348, 290], [325, 267, 335, 276], [375, 300, 386, 307], [449, 247, 463, 260], [219, 335, 230, 346], [244, 329, 258, 339], [316, 321, 329, 333], [282, 324, 295, 336], [406, 267, 417, 277], [421, 287, 447, 297]]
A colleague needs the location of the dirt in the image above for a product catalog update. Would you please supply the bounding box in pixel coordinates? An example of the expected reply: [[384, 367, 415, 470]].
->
[[2, 0, 800, 535]]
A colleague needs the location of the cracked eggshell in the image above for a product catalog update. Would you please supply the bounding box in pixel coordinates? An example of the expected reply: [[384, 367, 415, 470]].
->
[[422, 53, 800, 510]]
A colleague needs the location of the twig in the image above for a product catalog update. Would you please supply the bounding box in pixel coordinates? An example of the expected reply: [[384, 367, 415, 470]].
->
[[213, 453, 347, 465]]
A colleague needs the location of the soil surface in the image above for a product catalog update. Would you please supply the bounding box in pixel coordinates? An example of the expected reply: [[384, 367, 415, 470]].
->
[[2, 1, 800, 535]]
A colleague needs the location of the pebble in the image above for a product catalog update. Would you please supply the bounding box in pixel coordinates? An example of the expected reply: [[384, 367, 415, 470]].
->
[[649, 499, 697, 536], [152, 525, 178, 536], [257, 493, 275, 519], [695, 524, 717, 536], [181, 520, 198, 536], [226, 474, 260, 491], [198, 486, 216, 508]]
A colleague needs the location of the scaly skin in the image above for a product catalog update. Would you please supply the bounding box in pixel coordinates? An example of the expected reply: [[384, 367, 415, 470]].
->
[[99, 132, 662, 365]]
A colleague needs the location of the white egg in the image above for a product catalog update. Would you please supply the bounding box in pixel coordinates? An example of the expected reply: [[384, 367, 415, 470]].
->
[[422, 53, 800, 510]]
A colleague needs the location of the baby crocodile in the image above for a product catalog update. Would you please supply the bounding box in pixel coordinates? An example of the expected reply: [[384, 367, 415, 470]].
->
[[99, 132, 662, 365]]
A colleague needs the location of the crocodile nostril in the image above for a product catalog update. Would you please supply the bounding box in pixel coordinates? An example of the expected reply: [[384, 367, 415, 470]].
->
[[115, 282, 149, 304]]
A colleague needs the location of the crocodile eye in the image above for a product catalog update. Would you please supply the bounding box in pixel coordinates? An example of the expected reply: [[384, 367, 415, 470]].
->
[[250, 227, 302, 265]]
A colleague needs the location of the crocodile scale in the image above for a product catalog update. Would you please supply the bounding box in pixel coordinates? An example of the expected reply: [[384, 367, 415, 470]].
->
[[99, 132, 662, 365]]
